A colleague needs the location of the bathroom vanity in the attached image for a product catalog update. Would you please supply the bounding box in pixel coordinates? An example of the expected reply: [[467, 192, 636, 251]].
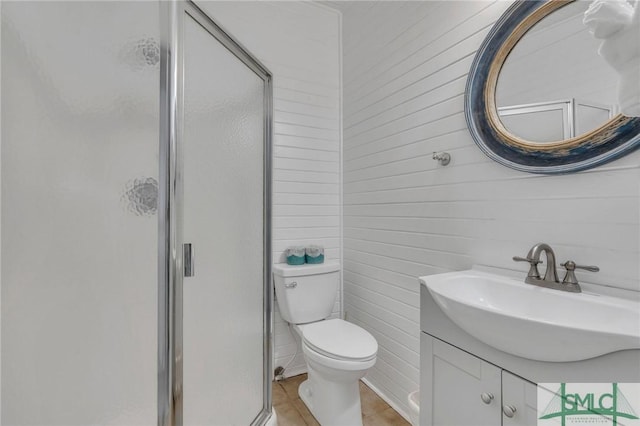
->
[[419, 268, 640, 426]]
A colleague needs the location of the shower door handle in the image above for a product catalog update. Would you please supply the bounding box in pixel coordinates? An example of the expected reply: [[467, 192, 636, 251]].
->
[[184, 243, 194, 277]]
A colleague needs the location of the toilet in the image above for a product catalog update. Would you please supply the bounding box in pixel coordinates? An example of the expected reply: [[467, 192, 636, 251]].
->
[[273, 262, 378, 426]]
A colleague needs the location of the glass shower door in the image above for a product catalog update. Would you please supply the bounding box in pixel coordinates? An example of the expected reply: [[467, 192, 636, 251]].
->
[[2, 2, 271, 424], [1, 2, 159, 424], [180, 6, 271, 425]]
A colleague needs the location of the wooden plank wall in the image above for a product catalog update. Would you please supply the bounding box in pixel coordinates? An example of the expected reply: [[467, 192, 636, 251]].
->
[[339, 0, 640, 417]]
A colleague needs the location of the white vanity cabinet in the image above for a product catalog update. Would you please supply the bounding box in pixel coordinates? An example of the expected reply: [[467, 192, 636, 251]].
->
[[501, 371, 538, 426], [421, 334, 537, 426], [421, 335, 501, 425], [420, 273, 640, 426]]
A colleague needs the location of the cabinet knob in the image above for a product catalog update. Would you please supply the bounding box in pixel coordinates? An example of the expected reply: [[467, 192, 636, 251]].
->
[[480, 393, 494, 404], [503, 405, 517, 418]]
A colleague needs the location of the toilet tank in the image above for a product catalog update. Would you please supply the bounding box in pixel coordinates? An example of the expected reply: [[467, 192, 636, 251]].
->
[[273, 262, 340, 324]]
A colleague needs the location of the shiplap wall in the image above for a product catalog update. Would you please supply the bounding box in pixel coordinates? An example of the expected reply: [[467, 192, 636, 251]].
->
[[196, 1, 341, 377], [340, 0, 640, 418]]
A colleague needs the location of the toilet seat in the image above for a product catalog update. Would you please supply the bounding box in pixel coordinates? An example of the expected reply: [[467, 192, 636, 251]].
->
[[297, 319, 378, 362], [302, 340, 377, 372]]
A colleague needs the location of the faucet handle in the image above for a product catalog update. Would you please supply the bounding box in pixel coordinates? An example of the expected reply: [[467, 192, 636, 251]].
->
[[513, 256, 541, 264], [562, 261, 600, 273], [513, 256, 541, 279], [560, 260, 599, 287]]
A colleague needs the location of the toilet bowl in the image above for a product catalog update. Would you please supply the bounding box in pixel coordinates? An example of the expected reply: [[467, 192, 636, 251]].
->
[[273, 263, 378, 426], [295, 319, 377, 426]]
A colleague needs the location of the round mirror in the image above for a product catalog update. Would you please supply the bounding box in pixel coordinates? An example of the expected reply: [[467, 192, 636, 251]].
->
[[465, 0, 640, 174]]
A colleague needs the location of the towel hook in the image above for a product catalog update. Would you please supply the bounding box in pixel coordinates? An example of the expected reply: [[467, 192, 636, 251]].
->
[[432, 151, 451, 166]]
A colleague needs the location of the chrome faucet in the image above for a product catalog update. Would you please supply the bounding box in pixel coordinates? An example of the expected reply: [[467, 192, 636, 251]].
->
[[527, 243, 559, 284], [513, 243, 599, 293]]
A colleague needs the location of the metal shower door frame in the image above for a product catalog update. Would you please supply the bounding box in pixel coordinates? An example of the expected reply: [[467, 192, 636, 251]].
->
[[158, 2, 273, 425]]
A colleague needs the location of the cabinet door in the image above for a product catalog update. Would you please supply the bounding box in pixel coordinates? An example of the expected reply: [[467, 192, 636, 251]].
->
[[502, 371, 538, 426], [421, 334, 502, 426]]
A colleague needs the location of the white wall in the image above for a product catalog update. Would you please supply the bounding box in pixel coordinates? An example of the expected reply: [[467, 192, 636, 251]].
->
[[340, 0, 640, 418], [196, 1, 341, 377]]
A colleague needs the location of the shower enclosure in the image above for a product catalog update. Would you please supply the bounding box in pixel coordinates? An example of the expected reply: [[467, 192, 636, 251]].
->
[[1, 1, 272, 425]]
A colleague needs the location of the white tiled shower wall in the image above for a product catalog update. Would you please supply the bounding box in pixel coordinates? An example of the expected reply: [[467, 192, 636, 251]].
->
[[197, 1, 342, 377], [339, 0, 640, 418]]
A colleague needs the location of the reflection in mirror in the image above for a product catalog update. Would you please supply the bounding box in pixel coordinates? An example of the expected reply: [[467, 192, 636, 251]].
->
[[496, 1, 619, 144]]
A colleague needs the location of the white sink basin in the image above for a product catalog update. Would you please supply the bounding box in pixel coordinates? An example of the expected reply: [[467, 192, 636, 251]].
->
[[420, 270, 640, 362]]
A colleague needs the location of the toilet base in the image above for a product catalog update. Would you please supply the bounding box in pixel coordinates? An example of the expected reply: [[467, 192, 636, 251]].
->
[[298, 365, 365, 426], [292, 321, 377, 425]]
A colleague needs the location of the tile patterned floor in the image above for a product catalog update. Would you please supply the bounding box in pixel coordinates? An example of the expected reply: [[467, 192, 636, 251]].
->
[[273, 374, 410, 426]]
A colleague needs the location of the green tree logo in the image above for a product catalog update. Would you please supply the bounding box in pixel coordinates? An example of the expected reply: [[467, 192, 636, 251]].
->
[[540, 383, 639, 426]]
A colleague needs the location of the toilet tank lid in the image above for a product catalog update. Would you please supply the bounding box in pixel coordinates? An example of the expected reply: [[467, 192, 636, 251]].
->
[[273, 261, 340, 277]]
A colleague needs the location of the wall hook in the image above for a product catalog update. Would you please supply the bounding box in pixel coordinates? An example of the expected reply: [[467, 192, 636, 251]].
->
[[433, 151, 451, 166]]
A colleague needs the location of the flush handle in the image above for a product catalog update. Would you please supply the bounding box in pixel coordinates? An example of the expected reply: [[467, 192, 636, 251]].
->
[[284, 281, 298, 289], [184, 243, 194, 277]]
